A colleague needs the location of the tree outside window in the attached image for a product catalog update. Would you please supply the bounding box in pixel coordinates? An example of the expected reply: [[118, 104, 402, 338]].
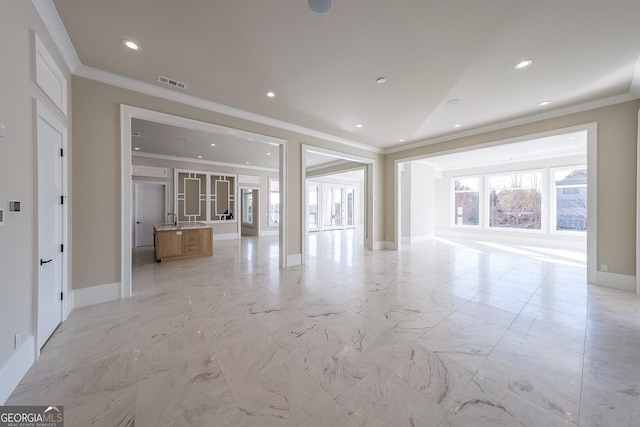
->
[[452, 177, 480, 226], [488, 172, 542, 230]]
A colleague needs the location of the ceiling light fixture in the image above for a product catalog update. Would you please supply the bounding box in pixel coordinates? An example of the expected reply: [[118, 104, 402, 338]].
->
[[514, 59, 533, 69], [133, 147, 140, 151], [376, 77, 387, 84], [122, 40, 140, 50], [538, 100, 551, 106], [210, 143, 216, 146], [246, 161, 250, 165], [266, 91, 276, 98], [399, 139, 405, 142], [308, 0, 332, 14], [355, 124, 363, 128], [267, 152, 271, 156], [454, 124, 461, 128], [197, 155, 203, 159]]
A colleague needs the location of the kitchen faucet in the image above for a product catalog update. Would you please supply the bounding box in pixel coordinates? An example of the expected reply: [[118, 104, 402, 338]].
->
[[167, 213, 177, 226]]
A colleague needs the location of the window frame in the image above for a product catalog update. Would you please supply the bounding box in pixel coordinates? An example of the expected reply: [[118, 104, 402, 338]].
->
[[268, 177, 280, 227], [550, 165, 587, 235], [450, 175, 482, 228], [485, 169, 545, 233]]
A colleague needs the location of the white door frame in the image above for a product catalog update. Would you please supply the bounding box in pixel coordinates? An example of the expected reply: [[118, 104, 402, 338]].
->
[[133, 180, 169, 248], [34, 100, 69, 355], [121, 105, 288, 299], [394, 123, 597, 283], [238, 186, 260, 237], [301, 145, 375, 264]]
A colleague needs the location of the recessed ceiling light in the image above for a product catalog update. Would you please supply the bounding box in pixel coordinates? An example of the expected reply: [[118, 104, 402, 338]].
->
[[514, 59, 533, 70], [122, 40, 140, 50], [376, 77, 387, 84], [266, 152, 271, 156], [454, 124, 461, 128], [538, 100, 551, 106], [308, 0, 333, 14], [133, 147, 140, 151], [197, 155, 203, 159], [266, 91, 276, 98], [355, 124, 363, 128], [399, 139, 405, 142], [246, 161, 250, 164], [210, 143, 216, 147]]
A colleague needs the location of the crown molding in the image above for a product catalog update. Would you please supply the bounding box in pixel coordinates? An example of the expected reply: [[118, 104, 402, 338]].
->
[[132, 151, 278, 173], [383, 92, 640, 155], [30, 0, 81, 72], [75, 65, 383, 155]]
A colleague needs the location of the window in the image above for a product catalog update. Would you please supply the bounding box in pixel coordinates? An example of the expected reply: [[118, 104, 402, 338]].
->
[[488, 171, 542, 230], [308, 182, 320, 230], [452, 177, 480, 226], [269, 178, 279, 227], [552, 167, 587, 232], [241, 189, 253, 224]]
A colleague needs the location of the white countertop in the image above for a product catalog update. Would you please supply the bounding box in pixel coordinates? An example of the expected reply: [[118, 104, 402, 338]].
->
[[154, 222, 213, 231]]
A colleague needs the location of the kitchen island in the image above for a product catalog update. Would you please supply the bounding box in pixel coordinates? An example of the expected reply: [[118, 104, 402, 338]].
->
[[154, 222, 213, 262]]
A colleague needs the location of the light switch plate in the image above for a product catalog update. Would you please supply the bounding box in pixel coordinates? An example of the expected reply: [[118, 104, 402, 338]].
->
[[9, 200, 20, 212]]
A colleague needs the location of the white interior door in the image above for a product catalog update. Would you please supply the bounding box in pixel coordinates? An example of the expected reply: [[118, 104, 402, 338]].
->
[[37, 107, 64, 349], [135, 182, 165, 247]]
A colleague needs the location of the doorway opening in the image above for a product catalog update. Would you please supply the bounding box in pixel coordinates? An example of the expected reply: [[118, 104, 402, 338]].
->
[[121, 105, 287, 299], [302, 145, 373, 265], [395, 124, 597, 284]]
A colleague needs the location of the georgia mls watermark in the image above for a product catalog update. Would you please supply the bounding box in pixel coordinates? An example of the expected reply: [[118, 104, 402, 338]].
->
[[0, 406, 63, 427]]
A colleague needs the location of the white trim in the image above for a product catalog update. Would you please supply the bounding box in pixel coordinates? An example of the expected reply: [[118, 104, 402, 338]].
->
[[32, 32, 67, 115], [287, 254, 302, 266], [30, 0, 81, 72], [73, 282, 121, 308], [436, 230, 586, 251], [0, 335, 35, 405], [132, 164, 170, 178], [213, 233, 239, 241], [79, 65, 380, 153], [637, 107, 640, 294], [260, 230, 279, 237], [384, 94, 638, 155], [595, 271, 636, 292], [631, 52, 640, 95], [133, 152, 278, 173]]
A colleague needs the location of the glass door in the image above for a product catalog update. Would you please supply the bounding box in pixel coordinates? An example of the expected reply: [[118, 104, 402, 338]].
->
[[346, 186, 355, 228], [307, 182, 320, 231]]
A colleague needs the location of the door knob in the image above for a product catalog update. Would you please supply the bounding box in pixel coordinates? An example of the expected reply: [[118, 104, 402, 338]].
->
[[40, 259, 53, 265]]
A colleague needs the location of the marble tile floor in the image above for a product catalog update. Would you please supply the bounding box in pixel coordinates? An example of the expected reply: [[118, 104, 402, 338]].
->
[[8, 230, 640, 426]]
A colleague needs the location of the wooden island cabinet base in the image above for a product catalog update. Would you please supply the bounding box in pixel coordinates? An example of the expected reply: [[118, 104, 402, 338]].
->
[[154, 227, 213, 262]]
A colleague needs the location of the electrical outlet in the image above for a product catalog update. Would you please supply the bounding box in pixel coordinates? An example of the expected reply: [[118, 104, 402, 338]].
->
[[600, 264, 608, 272], [14, 332, 21, 350]]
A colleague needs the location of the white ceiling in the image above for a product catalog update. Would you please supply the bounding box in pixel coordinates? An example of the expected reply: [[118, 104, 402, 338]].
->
[[52, 0, 640, 151], [417, 130, 587, 171]]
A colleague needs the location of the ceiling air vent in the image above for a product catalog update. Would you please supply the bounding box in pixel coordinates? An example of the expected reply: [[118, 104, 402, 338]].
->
[[157, 75, 188, 90]]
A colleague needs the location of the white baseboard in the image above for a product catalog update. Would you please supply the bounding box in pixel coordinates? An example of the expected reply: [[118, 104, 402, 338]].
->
[[375, 241, 391, 250], [403, 234, 435, 244], [595, 271, 636, 292], [436, 230, 586, 250], [260, 230, 279, 237], [287, 254, 302, 266], [73, 282, 120, 308], [0, 335, 35, 404], [214, 233, 239, 241]]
